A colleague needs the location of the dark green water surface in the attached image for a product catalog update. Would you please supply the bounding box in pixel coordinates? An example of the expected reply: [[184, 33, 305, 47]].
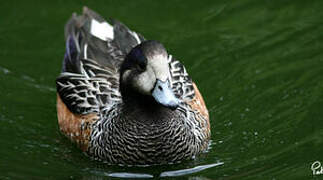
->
[[1, 0, 323, 179]]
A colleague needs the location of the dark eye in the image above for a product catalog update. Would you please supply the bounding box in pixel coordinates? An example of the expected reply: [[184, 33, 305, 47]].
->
[[136, 62, 146, 71], [126, 46, 147, 72], [136, 55, 147, 71]]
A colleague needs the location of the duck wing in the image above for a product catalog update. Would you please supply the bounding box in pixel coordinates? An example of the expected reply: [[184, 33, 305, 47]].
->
[[168, 55, 209, 123], [168, 55, 195, 101], [57, 7, 144, 114]]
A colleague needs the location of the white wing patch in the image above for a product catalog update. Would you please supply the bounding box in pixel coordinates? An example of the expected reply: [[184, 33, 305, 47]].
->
[[90, 19, 114, 41]]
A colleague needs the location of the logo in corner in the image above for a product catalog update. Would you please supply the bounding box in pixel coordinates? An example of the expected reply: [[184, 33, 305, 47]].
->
[[311, 161, 323, 175]]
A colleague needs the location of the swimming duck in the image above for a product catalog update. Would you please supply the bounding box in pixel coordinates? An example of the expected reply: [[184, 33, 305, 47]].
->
[[56, 7, 210, 165]]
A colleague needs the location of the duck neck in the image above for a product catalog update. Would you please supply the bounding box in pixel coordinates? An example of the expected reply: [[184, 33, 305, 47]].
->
[[119, 87, 178, 125]]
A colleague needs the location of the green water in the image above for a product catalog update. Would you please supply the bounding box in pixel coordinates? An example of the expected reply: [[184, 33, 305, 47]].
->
[[1, 0, 323, 179]]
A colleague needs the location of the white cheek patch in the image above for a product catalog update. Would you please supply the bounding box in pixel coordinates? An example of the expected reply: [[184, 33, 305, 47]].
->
[[132, 67, 156, 95], [149, 55, 170, 82], [90, 19, 114, 41]]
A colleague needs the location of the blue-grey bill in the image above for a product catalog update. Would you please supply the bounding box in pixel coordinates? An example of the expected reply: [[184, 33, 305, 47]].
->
[[152, 79, 179, 109]]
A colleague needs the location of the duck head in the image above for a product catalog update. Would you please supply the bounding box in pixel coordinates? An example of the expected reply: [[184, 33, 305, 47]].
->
[[120, 40, 179, 110]]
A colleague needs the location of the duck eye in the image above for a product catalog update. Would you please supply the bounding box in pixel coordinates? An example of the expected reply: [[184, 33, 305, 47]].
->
[[137, 62, 146, 71]]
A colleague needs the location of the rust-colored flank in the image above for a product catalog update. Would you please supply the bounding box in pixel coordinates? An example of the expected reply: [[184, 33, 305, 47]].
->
[[187, 83, 210, 132], [56, 94, 97, 151]]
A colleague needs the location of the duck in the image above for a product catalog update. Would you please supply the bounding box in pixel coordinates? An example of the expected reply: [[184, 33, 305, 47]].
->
[[56, 7, 210, 165]]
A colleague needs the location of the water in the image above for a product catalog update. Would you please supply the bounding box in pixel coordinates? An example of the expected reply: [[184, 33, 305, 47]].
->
[[1, 0, 323, 179]]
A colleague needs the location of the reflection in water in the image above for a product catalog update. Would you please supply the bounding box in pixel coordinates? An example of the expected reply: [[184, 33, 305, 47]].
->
[[88, 162, 223, 179], [101, 172, 153, 178], [90, 170, 154, 179], [108, 173, 153, 178], [159, 162, 224, 177]]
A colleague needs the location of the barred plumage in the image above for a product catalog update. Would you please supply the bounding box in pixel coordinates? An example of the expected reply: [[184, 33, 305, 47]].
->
[[56, 7, 210, 165]]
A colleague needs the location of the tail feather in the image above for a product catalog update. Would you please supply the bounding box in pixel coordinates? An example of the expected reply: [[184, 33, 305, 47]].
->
[[111, 19, 145, 54], [82, 6, 106, 23], [62, 13, 83, 73], [62, 7, 145, 74]]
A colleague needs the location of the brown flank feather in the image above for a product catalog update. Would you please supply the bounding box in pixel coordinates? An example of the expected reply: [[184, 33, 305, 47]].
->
[[187, 83, 210, 132], [56, 94, 98, 151]]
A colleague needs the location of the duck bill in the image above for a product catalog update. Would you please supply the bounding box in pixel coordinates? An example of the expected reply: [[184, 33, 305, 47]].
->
[[152, 79, 179, 110]]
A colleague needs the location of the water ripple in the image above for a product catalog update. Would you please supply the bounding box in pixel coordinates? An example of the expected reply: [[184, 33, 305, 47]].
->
[[159, 162, 224, 177], [0, 66, 10, 74]]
